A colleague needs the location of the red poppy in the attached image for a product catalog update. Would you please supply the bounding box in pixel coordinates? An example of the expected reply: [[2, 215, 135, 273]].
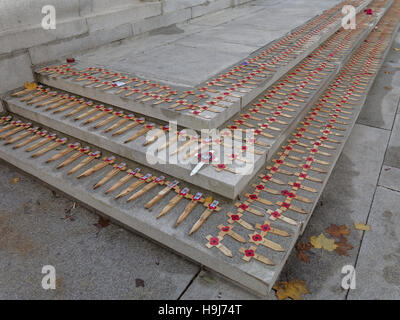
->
[[209, 237, 219, 246], [245, 249, 255, 257], [252, 234, 262, 242], [231, 214, 240, 221]]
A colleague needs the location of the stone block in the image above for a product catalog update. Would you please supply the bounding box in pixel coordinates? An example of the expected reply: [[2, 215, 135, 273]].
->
[[162, 0, 206, 13], [28, 23, 132, 65]]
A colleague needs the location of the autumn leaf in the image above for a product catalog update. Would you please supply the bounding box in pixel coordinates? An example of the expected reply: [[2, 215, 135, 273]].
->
[[24, 82, 37, 91], [94, 216, 110, 229], [310, 233, 338, 251], [273, 279, 309, 300], [393, 47, 400, 51], [384, 71, 391, 75], [9, 177, 20, 184], [325, 224, 350, 239], [384, 86, 392, 90], [354, 222, 371, 231], [334, 237, 354, 256], [296, 242, 312, 263]]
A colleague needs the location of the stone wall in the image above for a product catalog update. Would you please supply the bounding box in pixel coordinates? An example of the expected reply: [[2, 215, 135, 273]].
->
[[0, 0, 254, 113]]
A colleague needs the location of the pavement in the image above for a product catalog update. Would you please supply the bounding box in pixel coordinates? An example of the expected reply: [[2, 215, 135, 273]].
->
[[76, 0, 342, 87], [2, 6, 400, 300]]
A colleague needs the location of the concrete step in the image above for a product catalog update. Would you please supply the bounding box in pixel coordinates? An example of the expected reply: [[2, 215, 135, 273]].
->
[[33, 0, 373, 131], [1, 0, 399, 296]]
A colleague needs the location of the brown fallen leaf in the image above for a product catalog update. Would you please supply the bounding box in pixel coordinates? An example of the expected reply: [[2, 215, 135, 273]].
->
[[325, 224, 350, 239], [384, 71, 391, 75], [135, 278, 145, 288], [354, 222, 371, 231], [273, 279, 309, 300], [384, 86, 392, 90], [310, 233, 338, 251], [94, 216, 110, 229], [9, 177, 20, 184], [296, 242, 312, 263], [334, 237, 354, 256]]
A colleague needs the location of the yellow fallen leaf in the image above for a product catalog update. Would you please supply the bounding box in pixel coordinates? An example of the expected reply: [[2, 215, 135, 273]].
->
[[393, 47, 400, 51], [273, 279, 309, 300], [204, 196, 213, 205], [354, 222, 371, 231], [24, 82, 37, 91], [385, 71, 391, 75], [9, 177, 20, 184], [310, 233, 338, 251]]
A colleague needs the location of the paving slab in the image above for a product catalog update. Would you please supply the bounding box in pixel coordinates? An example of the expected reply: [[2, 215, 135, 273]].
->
[[0, 161, 199, 300], [348, 187, 400, 300], [357, 33, 400, 130], [378, 165, 400, 192], [383, 114, 400, 169]]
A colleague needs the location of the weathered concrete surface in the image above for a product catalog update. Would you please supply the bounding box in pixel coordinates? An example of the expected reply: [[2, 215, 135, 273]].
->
[[347, 187, 400, 300], [181, 269, 270, 300], [0, 126, 300, 296], [0, 52, 34, 96], [0, 161, 200, 300]]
